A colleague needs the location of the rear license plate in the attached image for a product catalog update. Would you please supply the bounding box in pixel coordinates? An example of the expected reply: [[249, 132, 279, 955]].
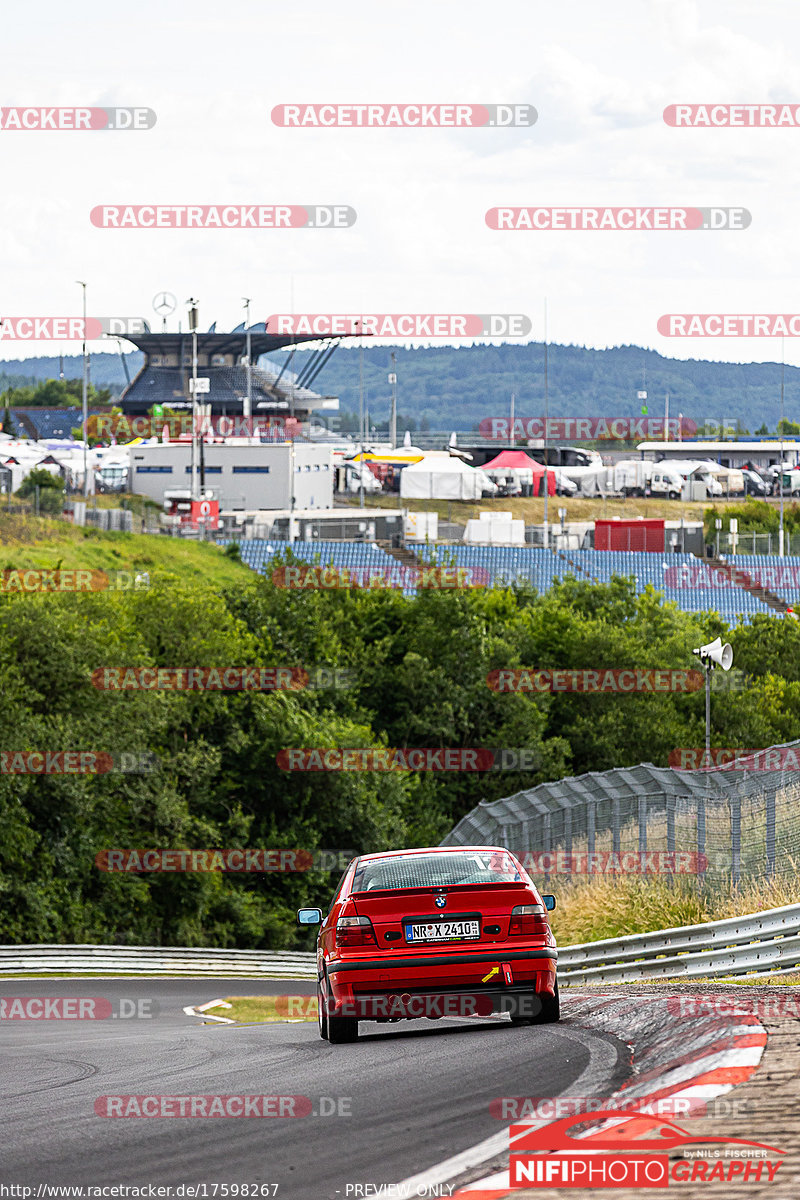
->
[[404, 919, 481, 943]]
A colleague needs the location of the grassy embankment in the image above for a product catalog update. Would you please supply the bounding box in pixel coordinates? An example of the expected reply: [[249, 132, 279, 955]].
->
[[0, 511, 251, 586]]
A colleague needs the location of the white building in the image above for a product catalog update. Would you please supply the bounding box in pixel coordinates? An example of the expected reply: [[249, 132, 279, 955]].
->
[[129, 441, 333, 511], [637, 440, 800, 470]]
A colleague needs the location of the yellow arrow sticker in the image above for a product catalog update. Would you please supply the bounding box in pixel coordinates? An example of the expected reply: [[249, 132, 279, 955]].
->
[[481, 966, 500, 983]]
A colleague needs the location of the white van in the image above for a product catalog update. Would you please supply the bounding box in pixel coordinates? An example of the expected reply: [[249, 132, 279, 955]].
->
[[649, 466, 684, 499]]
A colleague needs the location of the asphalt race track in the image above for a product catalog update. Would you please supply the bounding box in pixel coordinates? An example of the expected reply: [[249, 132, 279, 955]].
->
[[1, 978, 631, 1198]]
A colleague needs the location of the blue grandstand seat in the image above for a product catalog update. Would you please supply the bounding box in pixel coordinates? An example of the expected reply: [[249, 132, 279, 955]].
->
[[222, 542, 781, 624]]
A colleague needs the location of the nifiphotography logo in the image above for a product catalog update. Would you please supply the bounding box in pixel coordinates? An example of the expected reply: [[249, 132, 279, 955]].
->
[[509, 1109, 785, 1187]]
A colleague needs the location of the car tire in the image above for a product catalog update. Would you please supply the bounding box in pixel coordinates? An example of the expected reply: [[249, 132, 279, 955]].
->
[[533, 980, 560, 1024], [327, 1012, 359, 1043], [317, 980, 328, 1041]]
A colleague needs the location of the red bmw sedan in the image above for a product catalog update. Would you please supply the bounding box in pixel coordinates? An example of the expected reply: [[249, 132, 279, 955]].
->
[[297, 845, 558, 1043]]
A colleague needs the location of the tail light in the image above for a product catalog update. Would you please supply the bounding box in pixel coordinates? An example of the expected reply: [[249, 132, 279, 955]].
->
[[509, 903, 550, 937], [336, 915, 377, 948]]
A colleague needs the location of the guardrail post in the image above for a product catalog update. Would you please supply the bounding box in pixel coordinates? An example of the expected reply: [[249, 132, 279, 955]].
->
[[766, 789, 776, 878], [543, 811, 551, 885], [587, 800, 596, 861], [638, 795, 648, 874], [563, 805, 572, 880], [697, 793, 706, 885], [730, 794, 741, 887], [522, 815, 534, 855], [666, 794, 676, 878]]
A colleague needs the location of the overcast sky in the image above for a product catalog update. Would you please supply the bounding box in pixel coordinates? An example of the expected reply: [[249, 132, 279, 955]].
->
[[3, 0, 800, 367]]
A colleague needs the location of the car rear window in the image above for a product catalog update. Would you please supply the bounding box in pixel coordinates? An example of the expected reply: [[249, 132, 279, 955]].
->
[[351, 850, 526, 892]]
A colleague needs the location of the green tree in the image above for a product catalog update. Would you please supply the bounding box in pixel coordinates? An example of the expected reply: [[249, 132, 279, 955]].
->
[[15, 467, 65, 514]]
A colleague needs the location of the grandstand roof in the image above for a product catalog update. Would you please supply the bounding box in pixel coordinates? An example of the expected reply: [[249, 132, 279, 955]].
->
[[119, 325, 341, 416], [8, 407, 109, 440], [121, 329, 322, 358]]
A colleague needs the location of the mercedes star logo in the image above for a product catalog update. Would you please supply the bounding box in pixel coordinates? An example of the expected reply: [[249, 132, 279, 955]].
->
[[152, 291, 177, 316]]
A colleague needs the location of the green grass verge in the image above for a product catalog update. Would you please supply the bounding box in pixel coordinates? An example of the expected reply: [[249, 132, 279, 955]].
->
[[0, 512, 252, 587], [221, 995, 317, 1022]]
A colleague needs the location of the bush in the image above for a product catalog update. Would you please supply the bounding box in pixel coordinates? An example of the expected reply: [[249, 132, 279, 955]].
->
[[16, 468, 65, 514]]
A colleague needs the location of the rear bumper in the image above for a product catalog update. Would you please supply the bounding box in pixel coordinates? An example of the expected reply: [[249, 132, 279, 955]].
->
[[326, 948, 557, 973], [324, 947, 557, 1021]]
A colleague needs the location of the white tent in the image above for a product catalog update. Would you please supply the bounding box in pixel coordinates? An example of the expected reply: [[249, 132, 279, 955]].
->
[[400, 455, 498, 500]]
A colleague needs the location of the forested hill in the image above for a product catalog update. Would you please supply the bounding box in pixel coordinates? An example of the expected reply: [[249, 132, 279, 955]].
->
[[3, 342, 799, 432]]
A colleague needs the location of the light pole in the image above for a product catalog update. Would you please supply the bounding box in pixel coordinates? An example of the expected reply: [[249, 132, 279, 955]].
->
[[543, 298, 549, 548], [76, 281, 88, 497], [389, 351, 397, 449], [242, 297, 252, 424], [692, 637, 733, 760], [779, 339, 785, 557], [187, 298, 199, 501], [288, 437, 296, 546], [358, 336, 365, 508]]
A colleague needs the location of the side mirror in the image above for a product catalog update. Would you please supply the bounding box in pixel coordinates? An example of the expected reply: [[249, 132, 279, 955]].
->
[[541, 894, 556, 911], [296, 908, 322, 926]]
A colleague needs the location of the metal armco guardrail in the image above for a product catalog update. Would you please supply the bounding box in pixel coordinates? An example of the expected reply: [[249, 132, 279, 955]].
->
[[557, 902, 800, 985], [0, 945, 317, 979], [3, 903, 800, 983]]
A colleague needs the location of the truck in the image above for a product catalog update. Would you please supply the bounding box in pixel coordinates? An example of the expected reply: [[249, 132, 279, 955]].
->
[[613, 460, 652, 497]]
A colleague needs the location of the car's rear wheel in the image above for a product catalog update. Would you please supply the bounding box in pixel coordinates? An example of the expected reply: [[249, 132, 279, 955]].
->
[[327, 1011, 359, 1043], [513, 980, 560, 1026], [317, 980, 328, 1041], [534, 979, 560, 1024], [320, 970, 358, 1043]]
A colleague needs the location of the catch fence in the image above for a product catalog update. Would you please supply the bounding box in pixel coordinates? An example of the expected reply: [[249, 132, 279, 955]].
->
[[441, 739, 800, 890]]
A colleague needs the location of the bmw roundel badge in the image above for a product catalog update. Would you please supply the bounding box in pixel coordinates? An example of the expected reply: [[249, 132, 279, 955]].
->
[[435, 894, 447, 909]]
